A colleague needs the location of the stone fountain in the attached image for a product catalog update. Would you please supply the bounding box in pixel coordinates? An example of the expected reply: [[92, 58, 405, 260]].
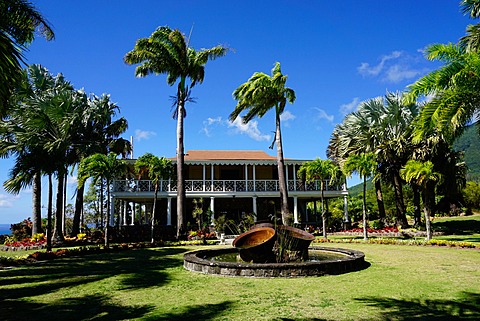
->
[[184, 224, 366, 278]]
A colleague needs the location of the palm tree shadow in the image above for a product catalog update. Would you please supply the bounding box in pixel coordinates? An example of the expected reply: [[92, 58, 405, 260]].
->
[[142, 301, 235, 321], [356, 291, 480, 320], [0, 293, 154, 321]]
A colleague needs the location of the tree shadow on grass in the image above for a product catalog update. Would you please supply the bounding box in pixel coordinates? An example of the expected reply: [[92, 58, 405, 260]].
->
[[356, 291, 480, 320], [1, 293, 154, 321], [142, 301, 235, 321], [432, 218, 480, 235], [0, 247, 189, 312]]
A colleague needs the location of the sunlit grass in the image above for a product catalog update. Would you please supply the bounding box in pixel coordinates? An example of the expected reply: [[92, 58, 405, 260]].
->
[[1, 244, 479, 320]]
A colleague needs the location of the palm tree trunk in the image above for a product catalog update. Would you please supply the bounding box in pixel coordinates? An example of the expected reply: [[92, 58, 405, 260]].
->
[[100, 182, 104, 229], [275, 112, 290, 225], [321, 183, 327, 239], [374, 180, 386, 222], [71, 183, 84, 236], [363, 176, 368, 240], [105, 179, 110, 248], [392, 170, 408, 228], [176, 89, 186, 239], [151, 184, 158, 243], [412, 184, 422, 227], [32, 171, 43, 235], [423, 185, 433, 241], [47, 174, 53, 252], [52, 170, 65, 243]]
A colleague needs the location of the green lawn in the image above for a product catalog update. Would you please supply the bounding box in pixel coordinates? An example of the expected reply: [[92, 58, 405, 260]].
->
[[1, 243, 479, 320]]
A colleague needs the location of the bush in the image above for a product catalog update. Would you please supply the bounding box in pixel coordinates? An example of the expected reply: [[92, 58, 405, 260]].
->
[[10, 218, 33, 241]]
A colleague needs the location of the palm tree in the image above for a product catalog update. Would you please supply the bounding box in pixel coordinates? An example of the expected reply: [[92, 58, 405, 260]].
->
[[0, 65, 74, 238], [135, 153, 174, 243], [124, 26, 228, 238], [78, 152, 128, 247], [70, 93, 130, 237], [405, 43, 480, 140], [230, 62, 296, 225], [0, 0, 54, 117], [342, 153, 377, 240], [327, 93, 417, 227], [400, 160, 442, 240], [297, 158, 341, 239]]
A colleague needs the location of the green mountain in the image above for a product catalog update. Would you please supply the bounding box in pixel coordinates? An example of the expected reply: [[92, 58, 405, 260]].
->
[[454, 124, 480, 182]]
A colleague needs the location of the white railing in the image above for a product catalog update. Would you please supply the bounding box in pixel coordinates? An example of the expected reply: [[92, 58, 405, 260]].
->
[[113, 179, 344, 193]]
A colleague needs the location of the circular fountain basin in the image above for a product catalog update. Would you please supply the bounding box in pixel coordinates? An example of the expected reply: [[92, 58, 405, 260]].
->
[[184, 246, 366, 278]]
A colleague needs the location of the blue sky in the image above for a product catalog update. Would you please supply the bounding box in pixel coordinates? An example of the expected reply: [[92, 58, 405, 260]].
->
[[0, 0, 473, 224]]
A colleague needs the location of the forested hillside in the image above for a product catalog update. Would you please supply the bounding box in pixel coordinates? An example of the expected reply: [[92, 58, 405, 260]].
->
[[454, 125, 480, 182]]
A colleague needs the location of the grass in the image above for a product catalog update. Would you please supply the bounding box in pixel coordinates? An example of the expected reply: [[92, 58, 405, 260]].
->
[[1, 243, 479, 320]]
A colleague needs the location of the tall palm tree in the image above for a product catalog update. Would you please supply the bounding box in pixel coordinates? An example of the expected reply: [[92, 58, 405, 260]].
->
[[124, 26, 228, 238], [297, 158, 341, 239], [230, 62, 296, 225], [0, 65, 74, 237], [342, 153, 376, 240], [0, 0, 54, 117], [70, 93, 130, 236], [400, 160, 442, 240], [78, 152, 128, 247], [135, 153, 174, 243]]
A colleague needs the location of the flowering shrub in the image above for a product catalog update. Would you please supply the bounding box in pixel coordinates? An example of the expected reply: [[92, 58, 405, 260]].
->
[[3, 237, 46, 250], [342, 226, 399, 234], [187, 229, 216, 240]]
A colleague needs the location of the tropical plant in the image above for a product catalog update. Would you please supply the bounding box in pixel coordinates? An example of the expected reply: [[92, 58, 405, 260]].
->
[[124, 26, 228, 238], [400, 160, 442, 240], [297, 158, 342, 239], [0, 0, 54, 117], [328, 92, 418, 228], [134, 153, 174, 243], [342, 153, 377, 240], [230, 62, 296, 225], [77, 152, 128, 247], [71, 93, 130, 237]]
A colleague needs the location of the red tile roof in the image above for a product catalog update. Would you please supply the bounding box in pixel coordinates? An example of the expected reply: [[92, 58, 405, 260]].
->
[[182, 150, 277, 161]]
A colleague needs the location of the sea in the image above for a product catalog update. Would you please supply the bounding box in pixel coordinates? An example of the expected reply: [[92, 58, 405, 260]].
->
[[0, 224, 12, 235]]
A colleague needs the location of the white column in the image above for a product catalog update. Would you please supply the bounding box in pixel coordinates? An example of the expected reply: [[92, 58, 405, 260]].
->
[[203, 164, 206, 191], [130, 202, 135, 226], [286, 164, 289, 187], [211, 164, 214, 189], [253, 164, 256, 192], [293, 196, 298, 224], [210, 197, 215, 213], [252, 196, 257, 221], [245, 164, 248, 189], [167, 197, 172, 225], [110, 197, 115, 226], [293, 164, 297, 191], [343, 195, 349, 223], [123, 201, 127, 226]]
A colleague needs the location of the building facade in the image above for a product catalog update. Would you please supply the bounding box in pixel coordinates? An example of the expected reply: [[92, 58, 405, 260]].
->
[[112, 150, 348, 230]]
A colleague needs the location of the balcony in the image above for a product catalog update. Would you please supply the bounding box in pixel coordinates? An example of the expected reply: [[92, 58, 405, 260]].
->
[[113, 179, 345, 193]]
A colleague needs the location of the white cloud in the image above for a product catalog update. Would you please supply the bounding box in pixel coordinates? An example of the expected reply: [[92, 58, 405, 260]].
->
[[0, 194, 14, 208], [201, 116, 224, 137], [135, 129, 157, 141], [228, 116, 271, 141], [384, 65, 421, 83], [358, 50, 428, 84], [358, 51, 402, 76], [314, 108, 334, 123], [280, 110, 296, 122], [340, 97, 360, 115]]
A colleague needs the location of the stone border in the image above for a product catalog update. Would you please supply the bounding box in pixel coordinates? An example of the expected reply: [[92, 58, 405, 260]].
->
[[183, 246, 366, 278]]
